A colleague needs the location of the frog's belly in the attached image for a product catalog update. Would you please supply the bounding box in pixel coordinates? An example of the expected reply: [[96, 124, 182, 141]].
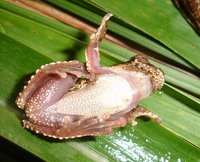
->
[[46, 74, 138, 116]]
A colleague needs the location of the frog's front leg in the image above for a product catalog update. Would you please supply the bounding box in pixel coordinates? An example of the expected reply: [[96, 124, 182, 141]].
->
[[85, 13, 113, 74], [23, 112, 127, 139], [127, 106, 162, 126]]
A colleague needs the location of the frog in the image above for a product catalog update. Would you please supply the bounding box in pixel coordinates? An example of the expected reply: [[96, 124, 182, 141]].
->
[[16, 13, 164, 139]]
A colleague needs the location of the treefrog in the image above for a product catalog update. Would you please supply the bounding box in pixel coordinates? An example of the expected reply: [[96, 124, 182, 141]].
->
[[16, 13, 164, 139]]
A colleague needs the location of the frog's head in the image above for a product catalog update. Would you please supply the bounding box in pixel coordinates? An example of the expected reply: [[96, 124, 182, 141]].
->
[[128, 55, 165, 93]]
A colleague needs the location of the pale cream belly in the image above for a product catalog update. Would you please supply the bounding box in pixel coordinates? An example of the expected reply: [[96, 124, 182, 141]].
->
[[45, 74, 138, 117]]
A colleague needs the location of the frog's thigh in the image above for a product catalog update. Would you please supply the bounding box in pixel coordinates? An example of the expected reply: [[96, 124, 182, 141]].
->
[[127, 105, 162, 126], [24, 113, 127, 139]]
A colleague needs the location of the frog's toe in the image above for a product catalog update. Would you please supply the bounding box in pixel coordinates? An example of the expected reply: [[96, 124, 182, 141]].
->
[[56, 114, 127, 138]]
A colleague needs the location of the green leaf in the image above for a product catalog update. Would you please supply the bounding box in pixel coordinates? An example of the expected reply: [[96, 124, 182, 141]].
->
[[42, 0, 200, 97], [87, 0, 200, 69], [0, 0, 199, 161]]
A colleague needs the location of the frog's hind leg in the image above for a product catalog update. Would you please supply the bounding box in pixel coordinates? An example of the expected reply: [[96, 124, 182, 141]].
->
[[23, 113, 127, 139], [16, 61, 90, 109], [127, 105, 162, 126]]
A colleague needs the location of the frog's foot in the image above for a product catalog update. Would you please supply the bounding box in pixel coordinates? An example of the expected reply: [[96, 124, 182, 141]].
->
[[42, 61, 90, 79], [127, 105, 161, 126], [23, 112, 127, 139]]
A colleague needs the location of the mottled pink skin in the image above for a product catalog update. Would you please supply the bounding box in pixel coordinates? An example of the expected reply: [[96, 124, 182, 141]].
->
[[16, 13, 164, 139]]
